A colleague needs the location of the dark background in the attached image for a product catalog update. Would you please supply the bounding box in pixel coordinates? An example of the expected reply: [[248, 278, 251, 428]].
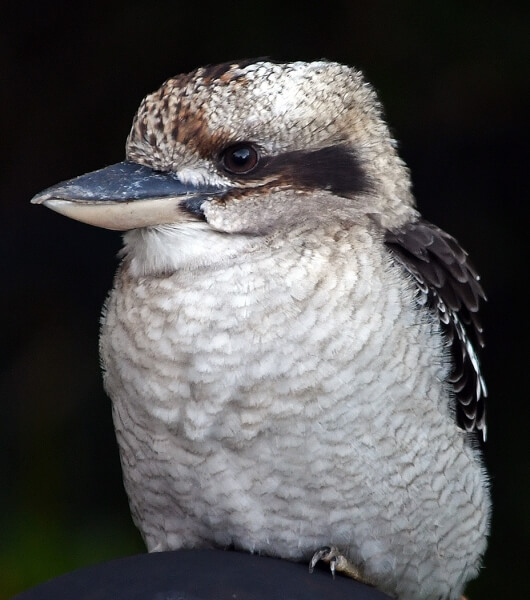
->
[[1, 1, 528, 598]]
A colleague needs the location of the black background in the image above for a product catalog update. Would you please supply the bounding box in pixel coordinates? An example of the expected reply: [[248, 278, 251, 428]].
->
[[1, 1, 528, 598]]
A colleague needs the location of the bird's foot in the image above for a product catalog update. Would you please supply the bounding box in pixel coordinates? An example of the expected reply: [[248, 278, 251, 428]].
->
[[309, 545, 373, 586]]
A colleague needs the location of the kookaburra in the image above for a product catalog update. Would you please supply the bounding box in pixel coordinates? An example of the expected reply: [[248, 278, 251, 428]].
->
[[32, 60, 490, 600]]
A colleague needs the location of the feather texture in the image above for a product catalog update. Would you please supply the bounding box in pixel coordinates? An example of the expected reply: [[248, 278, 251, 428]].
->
[[385, 219, 487, 437]]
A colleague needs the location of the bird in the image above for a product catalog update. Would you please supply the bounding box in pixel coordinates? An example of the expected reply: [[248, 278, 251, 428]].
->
[[32, 59, 490, 600]]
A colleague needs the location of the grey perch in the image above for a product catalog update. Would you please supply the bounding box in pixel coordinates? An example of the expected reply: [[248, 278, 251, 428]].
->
[[13, 550, 392, 600]]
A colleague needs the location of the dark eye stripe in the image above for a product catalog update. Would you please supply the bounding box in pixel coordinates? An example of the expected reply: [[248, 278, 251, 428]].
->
[[257, 145, 369, 197], [218, 143, 368, 197]]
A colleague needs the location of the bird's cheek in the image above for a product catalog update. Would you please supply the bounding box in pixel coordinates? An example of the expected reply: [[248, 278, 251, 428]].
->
[[201, 198, 266, 235], [203, 189, 319, 235]]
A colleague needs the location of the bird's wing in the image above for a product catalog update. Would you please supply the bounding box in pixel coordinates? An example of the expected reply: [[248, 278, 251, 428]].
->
[[384, 219, 487, 439]]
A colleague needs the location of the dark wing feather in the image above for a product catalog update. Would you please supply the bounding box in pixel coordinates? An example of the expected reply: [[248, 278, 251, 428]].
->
[[384, 219, 487, 439]]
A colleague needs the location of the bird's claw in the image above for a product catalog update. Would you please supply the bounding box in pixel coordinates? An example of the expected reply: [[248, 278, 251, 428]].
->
[[309, 546, 337, 577], [309, 545, 372, 585]]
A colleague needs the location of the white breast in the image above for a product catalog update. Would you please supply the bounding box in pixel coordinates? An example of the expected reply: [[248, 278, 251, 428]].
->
[[101, 224, 490, 600]]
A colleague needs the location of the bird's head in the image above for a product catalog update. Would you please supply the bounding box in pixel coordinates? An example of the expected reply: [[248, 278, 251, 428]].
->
[[32, 60, 416, 272]]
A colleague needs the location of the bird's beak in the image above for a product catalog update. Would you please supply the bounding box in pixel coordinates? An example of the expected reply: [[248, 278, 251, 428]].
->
[[31, 161, 223, 231]]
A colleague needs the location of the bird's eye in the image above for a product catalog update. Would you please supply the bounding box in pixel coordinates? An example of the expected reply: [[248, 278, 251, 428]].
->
[[221, 143, 259, 175]]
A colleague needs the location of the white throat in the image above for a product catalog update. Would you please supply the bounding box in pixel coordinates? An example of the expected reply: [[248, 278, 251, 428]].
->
[[122, 223, 260, 277]]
